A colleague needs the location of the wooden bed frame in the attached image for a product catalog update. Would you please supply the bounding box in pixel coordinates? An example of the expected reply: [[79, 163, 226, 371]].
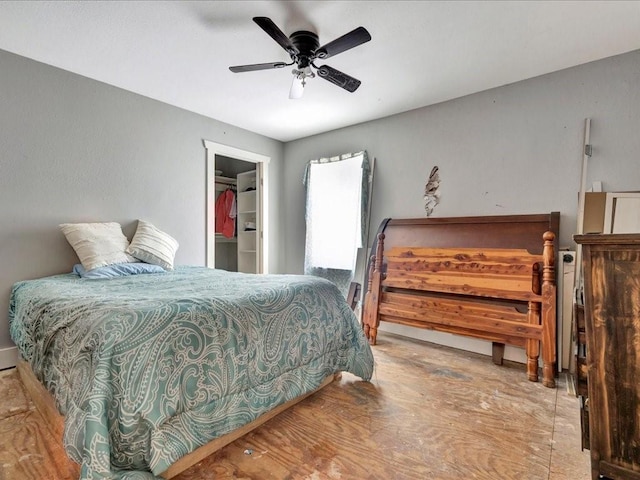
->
[[362, 213, 560, 388], [17, 359, 340, 478]]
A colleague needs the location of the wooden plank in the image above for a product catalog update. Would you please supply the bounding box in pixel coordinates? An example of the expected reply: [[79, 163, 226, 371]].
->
[[599, 461, 640, 480], [383, 246, 542, 302], [0, 409, 80, 480], [379, 315, 529, 347], [17, 358, 339, 479], [16, 359, 81, 478], [381, 288, 530, 313], [386, 246, 542, 264], [383, 271, 538, 301], [380, 295, 529, 326], [363, 234, 385, 345], [379, 291, 541, 339], [161, 373, 339, 478], [16, 360, 67, 444], [382, 213, 559, 255]]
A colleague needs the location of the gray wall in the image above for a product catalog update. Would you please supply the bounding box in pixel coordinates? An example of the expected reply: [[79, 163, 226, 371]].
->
[[283, 49, 640, 361], [0, 49, 284, 359], [283, 49, 640, 273]]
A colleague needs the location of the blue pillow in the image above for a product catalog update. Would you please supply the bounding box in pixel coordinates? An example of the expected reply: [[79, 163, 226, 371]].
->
[[73, 262, 166, 279]]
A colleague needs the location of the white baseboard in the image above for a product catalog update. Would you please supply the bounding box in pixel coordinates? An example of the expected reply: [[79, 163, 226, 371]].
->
[[0, 346, 18, 370]]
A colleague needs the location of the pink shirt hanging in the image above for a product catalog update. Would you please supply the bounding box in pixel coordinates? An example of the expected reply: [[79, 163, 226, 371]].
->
[[215, 189, 236, 238]]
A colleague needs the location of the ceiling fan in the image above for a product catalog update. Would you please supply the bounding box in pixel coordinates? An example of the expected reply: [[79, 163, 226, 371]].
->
[[229, 17, 371, 99]]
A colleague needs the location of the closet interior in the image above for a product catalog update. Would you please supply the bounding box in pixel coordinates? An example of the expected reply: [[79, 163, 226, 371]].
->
[[213, 155, 260, 273]]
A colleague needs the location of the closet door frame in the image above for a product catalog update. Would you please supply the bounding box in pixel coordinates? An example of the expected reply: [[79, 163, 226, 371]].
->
[[204, 140, 270, 273]]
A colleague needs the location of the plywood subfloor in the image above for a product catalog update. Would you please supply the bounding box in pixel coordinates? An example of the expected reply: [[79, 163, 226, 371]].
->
[[0, 333, 590, 479]]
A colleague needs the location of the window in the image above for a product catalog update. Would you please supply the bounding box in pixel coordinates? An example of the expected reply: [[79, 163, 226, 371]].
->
[[303, 151, 372, 296]]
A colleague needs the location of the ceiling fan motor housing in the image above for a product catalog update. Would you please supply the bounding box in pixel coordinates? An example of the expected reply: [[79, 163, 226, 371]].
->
[[289, 31, 320, 67]]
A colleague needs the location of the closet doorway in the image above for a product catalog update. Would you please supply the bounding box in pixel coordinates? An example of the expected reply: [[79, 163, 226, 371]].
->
[[204, 140, 270, 273]]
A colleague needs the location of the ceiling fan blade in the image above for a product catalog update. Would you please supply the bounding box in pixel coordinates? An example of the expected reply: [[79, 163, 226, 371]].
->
[[316, 65, 361, 93], [314, 26, 371, 60], [229, 62, 289, 73], [253, 17, 298, 55]]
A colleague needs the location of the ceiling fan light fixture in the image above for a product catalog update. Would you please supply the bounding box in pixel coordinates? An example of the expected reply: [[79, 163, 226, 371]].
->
[[289, 66, 315, 99], [289, 74, 305, 99]]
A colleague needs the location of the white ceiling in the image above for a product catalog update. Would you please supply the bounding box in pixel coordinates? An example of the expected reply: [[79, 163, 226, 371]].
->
[[1, 1, 639, 142]]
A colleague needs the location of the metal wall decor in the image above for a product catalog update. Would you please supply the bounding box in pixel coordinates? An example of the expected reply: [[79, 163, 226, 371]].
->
[[424, 166, 440, 216]]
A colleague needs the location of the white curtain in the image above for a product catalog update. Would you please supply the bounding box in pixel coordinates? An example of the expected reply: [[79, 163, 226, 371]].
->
[[303, 151, 371, 297]]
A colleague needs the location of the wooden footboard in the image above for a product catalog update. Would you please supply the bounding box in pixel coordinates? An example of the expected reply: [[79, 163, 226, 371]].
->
[[16, 359, 340, 478], [362, 218, 558, 388]]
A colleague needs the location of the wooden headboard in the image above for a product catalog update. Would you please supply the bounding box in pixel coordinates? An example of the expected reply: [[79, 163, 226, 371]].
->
[[364, 213, 560, 293], [371, 213, 560, 253], [362, 212, 560, 388]]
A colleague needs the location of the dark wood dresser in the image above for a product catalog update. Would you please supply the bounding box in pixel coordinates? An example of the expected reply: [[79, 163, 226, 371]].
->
[[574, 234, 640, 480]]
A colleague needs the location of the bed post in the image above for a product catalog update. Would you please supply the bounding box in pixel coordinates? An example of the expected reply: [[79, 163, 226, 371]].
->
[[362, 255, 375, 340], [541, 231, 557, 388], [363, 233, 385, 345], [526, 263, 541, 382]]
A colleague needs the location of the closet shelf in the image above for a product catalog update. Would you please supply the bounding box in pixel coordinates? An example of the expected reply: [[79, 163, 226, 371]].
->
[[215, 175, 237, 185]]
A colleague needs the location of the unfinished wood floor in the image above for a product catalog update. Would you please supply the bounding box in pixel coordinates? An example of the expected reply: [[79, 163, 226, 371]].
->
[[0, 332, 590, 479]]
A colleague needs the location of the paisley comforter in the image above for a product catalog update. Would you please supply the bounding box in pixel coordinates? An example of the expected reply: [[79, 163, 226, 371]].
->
[[9, 266, 374, 479]]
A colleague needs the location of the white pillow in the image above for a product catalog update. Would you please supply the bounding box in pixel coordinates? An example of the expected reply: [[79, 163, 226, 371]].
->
[[126, 220, 179, 270], [60, 222, 136, 271]]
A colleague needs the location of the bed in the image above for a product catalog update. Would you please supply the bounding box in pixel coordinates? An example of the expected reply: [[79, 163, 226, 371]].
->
[[362, 213, 560, 386], [9, 266, 374, 479]]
